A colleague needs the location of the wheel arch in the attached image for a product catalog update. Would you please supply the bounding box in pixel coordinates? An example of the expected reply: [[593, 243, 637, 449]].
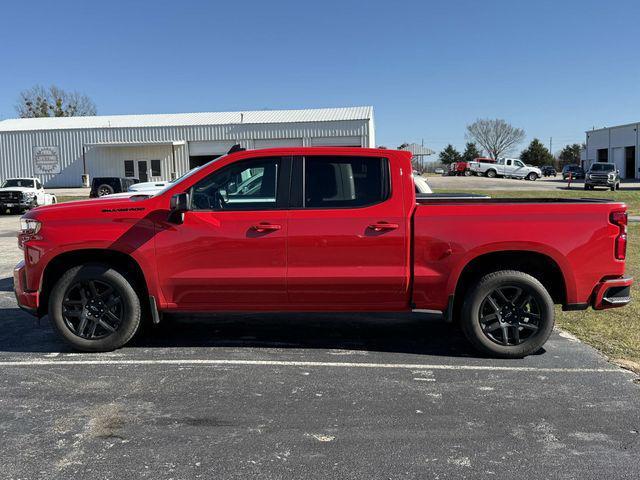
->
[[38, 249, 149, 317], [451, 250, 569, 314]]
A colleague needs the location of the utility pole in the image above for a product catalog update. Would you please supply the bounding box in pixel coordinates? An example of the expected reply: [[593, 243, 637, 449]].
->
[[549, 137, 553, 156]]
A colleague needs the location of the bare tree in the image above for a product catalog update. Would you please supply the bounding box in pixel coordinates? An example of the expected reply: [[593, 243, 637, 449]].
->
[[466, 119, 525, 160], [16, 85, 97, 118]]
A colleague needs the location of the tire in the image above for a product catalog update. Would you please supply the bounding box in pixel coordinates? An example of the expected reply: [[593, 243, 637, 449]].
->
[[486, 169, 497, 178], [460, 270, 555, 358], [527, 172, 538, 181], [584, 184, 590, 190], [610, 185, 615, 192], [48, 264, 142, 352], [464, 170, 472, 176], [97, 184, 115, 197]]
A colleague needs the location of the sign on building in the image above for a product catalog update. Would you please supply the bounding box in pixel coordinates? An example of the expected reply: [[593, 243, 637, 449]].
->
[[32, 146, 61, 174]]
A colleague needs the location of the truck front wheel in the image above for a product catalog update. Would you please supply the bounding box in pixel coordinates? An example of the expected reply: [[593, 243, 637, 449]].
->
[[460, 270, 555, 358], [48, 264, 142, 352]]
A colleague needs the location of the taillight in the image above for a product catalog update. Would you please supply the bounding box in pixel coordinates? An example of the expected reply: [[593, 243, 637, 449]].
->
[[610, 210, 628, 260]]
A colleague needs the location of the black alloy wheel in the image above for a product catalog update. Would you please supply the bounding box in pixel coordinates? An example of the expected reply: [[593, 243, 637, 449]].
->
[[49, 264, 142, 351], [461, 270, 555, 358], [62, 279, 124, 339], [478, 285, 540, 346]]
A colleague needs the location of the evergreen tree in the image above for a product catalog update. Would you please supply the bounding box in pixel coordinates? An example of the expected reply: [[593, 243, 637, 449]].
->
[[439, 144, 462, 165], [520, 138, 554, 166], [558, 143, 582, 166], [461, 142, 482, 162]]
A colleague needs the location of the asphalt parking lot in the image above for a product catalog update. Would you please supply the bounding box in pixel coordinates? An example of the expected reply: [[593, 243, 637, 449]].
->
[[0, 213, 638, 479]]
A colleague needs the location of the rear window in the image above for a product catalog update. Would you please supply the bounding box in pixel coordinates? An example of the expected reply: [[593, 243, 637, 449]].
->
[[304, 156, 389, 208]]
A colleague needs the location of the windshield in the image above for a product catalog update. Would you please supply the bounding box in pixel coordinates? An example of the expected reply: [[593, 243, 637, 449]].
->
[[591, 163, 615, 172], [2, 179, 34, 188], [152, 156, 226, 196]]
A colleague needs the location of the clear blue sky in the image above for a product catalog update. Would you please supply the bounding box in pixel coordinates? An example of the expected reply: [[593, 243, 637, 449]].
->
[[1, 0, 639, 154]]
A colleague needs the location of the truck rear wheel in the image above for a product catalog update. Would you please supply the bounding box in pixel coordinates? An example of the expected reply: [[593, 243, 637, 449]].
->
[[97, 184, 115, 196], [48, 264, 141, 352], [486, 169, 497, 178], [460, 270, 554, 358]]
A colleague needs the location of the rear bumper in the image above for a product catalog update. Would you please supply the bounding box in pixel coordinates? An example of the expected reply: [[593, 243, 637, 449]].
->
[[592, 277, 633, 310], [13, 260, 39, 316]]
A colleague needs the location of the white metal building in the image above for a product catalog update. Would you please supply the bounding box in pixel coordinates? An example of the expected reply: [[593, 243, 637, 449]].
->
[[0, 106, 375, 187], [584, 123, 640, 179]]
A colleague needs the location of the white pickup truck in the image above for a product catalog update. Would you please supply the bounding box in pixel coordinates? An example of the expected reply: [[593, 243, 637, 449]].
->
[[469, 158, 542, 180], [0, 178, 57, 213]]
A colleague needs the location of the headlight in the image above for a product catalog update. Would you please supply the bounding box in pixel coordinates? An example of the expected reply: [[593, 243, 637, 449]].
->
[[22, 192, 36, 198], [20, 218, 41, 234]]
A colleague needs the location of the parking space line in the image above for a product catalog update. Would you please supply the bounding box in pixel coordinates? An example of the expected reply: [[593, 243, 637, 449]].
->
[[0, 358, 627, 373]]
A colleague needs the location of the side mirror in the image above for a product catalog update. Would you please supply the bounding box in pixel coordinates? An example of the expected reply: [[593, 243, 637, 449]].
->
[[169, 192, 189, 224], [170, 192, 190, 212]]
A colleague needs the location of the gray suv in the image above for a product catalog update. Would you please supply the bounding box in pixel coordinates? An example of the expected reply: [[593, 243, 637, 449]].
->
[[584, 163, 620, 191]]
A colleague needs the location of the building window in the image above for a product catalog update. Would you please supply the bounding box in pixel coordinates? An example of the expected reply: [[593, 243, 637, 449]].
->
[[597, 149, 608, 162], [151, 159, 161, 177], [124, 160, 134, 177]]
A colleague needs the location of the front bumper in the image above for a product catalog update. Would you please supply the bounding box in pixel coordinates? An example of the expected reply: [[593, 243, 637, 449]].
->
[[13, 260, 38, 315], [586, 180, 615, 186], [593, 276, 633, 310], [0, 198, 36, 210]]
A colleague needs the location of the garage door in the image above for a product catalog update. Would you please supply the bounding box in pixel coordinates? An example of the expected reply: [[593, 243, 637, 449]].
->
[[254, 138, 303, 149], [310, 137, 362, 147], [613, 147, 625, 178]]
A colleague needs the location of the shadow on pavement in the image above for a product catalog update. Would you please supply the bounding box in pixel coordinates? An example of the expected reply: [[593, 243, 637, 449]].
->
[[0, 308, 493, 358], [0, 277, 13, 292], [132, 312, 479, 357]]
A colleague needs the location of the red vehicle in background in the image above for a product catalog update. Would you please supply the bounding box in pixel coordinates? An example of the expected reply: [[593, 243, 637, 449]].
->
[[15, 147, 632, 358], [449, 157, 495, 176], [449, 161, 470, 176]]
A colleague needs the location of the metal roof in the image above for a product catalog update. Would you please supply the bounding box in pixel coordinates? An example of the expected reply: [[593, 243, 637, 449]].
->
[[0, 106, 373, 132], [399, 143, 435, 156]]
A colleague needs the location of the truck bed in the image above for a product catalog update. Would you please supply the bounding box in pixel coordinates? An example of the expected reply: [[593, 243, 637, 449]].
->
[[416, 193, 618, 205], [411, 197, 627, 311]]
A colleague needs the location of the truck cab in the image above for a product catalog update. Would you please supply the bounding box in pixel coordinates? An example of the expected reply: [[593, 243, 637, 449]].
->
[[493, 158, 541, 180]]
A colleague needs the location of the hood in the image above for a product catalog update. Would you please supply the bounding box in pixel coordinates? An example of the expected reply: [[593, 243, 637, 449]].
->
[[24, 192, 154, 218]]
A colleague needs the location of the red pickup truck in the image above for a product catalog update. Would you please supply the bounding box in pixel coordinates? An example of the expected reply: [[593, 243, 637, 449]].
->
[[15, 147, 632, 357]]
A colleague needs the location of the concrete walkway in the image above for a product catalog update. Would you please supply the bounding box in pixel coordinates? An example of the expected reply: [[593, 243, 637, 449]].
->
[[48, 187, 90, 197]]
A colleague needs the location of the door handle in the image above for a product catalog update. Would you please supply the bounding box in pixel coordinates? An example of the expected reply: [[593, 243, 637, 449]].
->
[[251, 222, 282, 233], [368, 222, 399, 232]]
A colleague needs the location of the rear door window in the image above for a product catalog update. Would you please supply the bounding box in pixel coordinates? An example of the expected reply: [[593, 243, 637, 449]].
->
[[303, 156, 389, 208]]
